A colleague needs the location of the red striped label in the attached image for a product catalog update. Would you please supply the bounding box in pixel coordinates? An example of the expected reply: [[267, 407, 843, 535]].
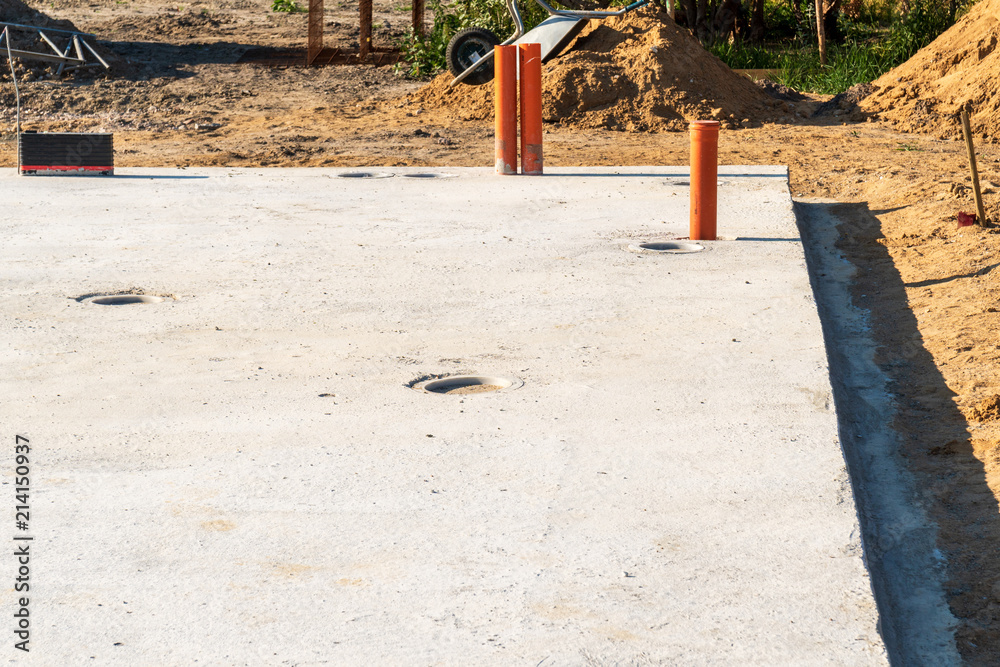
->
[[20, 165, 113, 172]]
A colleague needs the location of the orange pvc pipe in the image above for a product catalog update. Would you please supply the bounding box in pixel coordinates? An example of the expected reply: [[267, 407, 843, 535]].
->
[[689, 120, 720, 241], [519, 43, 543, 176], [494, 45, 517, 175]]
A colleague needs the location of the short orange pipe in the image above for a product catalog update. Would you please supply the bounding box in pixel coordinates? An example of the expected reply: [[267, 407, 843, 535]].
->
[[689, 120, 720, 241], [494, 45, 517, 175], [519, 43, 543, 176]]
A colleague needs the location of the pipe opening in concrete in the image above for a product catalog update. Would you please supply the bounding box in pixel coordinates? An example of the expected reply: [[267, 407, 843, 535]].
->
[[630, 242, 704, 254], [402, 173, 458, 179], [87, 295, 165, 306], [418, 375, 522, 395], [337, 172, 394, 179]]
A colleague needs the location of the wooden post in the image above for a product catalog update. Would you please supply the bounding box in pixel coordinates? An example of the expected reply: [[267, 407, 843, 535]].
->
[[359, 0, 372, 60], [667, 0, 675, 20], [412, 0, 425, 37], [961, 109, 989, 227], [814, 0, 826, 66], [307, 0, 323, 66]]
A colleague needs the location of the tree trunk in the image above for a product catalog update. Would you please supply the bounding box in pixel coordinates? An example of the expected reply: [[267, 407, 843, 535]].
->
[[791, 0, 805, 36], [696, 0, 711, 42], [823, 0, 842, 43], [749, 0, 765, 42], [714, 0, 741, 41], [815, 0, 826, 65], [683, 0, 698, 30]]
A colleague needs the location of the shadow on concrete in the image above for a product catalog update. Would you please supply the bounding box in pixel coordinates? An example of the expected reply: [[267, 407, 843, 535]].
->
[[540, 172, 788, 179], [795, 199, 978, 665], [828, 202, 1000, 665]]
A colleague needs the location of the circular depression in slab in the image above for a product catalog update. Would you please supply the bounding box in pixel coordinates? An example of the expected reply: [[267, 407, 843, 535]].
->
[[629, 241, 705, 254], [417, 375, 523, 395], [86, 295, 165, 305], [336, 171, 394, 179], [401, 173, 458, 179]]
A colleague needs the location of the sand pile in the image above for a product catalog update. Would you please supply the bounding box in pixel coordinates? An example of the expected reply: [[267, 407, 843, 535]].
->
[[401, 8, 776, 131], [967, 394, 1000, 421], [859, 0, 1000, 141]]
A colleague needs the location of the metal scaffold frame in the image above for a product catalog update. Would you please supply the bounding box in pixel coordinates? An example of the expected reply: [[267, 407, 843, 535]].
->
[[0, 21, 110, 76]]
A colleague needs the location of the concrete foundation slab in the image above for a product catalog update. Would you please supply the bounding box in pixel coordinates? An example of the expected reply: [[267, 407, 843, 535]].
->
[[1, 167, 886, 664]]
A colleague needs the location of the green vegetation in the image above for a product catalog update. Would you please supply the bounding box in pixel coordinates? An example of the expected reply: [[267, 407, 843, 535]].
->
[[397, 0, 547, 77], [397, 0, 979, 93], [707, 0, 979, 93], [271, 0, 305, 13]]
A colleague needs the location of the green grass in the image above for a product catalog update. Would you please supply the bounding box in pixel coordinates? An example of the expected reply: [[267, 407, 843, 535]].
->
[[707, 0, 971, 94], [708, 40, 892, 94], [773, 41, 893, 94]]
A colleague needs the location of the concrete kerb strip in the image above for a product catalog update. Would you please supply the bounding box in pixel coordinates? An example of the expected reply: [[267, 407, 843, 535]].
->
[[2, 167, 888, 664], [795, 198, 960, 665]]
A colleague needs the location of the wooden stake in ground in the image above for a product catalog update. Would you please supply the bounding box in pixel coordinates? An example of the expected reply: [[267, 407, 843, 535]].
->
[[961, 109, 989, 227], [814, 0, 827, 65], [412, 0, 425, 37], [359, 0, 372, 60], [307, 0, 323, 65]]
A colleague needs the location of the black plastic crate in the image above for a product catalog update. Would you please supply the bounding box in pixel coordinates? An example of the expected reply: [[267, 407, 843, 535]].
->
[[18, 132, 114, 176]]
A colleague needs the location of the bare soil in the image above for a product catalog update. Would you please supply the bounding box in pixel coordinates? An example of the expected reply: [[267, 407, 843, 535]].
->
[[861, 0, 1000, 143], [4, 0, 1000, 661], [406, 9, 776, 131]]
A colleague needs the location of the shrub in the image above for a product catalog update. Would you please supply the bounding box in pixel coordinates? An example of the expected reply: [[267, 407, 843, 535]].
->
[[271, 0, 305, 12], [398, 0, 547, 77]]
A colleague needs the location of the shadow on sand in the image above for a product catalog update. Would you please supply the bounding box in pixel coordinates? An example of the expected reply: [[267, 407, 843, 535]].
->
[[795, 199, 1000, 665]]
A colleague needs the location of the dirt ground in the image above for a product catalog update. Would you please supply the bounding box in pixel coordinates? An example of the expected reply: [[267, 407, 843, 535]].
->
[[4, 0, 1000, 662]]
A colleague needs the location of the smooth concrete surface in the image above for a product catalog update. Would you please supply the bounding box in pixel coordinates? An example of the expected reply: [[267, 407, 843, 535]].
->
[[1, 167, 886, 665]]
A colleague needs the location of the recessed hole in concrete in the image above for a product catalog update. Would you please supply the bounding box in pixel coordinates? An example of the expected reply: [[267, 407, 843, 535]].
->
[[87, 295, 165, 305], [664, 180, 730, 186], [337, 171, 394, 179], [418, 375, 522, 395], [629, 241, 705, 254], [402, 173, 458, 179]]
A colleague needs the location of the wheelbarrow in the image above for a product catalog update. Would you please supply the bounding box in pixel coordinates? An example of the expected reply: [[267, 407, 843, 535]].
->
[[446, 0, 649, 86]]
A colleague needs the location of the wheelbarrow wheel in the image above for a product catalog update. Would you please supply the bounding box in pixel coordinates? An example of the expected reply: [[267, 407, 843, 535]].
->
[[446, 27, 501, 85]]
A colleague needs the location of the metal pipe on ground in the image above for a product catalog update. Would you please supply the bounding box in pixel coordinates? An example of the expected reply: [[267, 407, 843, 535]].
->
[[494, 45, 517, 175], [690, 120, 719, 241], [519, 43, 543, 176]]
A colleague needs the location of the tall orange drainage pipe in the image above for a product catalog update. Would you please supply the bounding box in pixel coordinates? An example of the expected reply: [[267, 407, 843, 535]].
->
[[494, 45, 517, 175], [519, 43, 543, 175], [689, 120, 720, 241]]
